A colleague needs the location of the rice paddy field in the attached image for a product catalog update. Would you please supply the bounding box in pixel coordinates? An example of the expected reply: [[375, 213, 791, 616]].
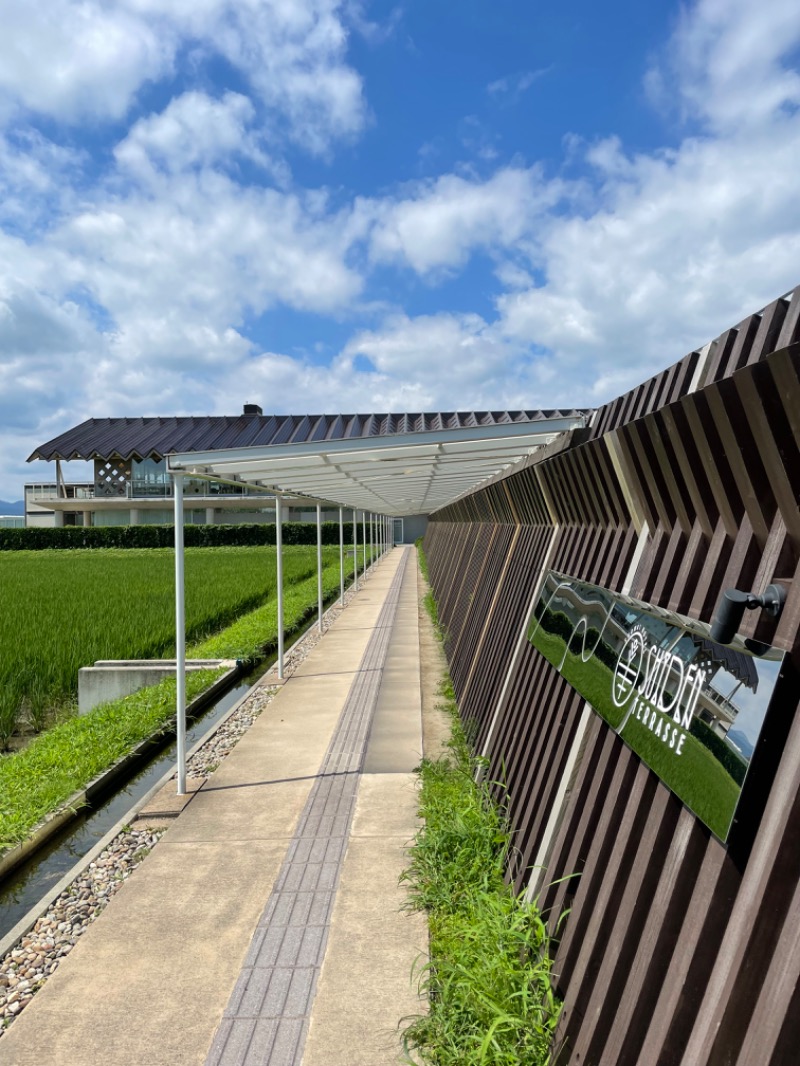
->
[[0, 544, 349, 743]]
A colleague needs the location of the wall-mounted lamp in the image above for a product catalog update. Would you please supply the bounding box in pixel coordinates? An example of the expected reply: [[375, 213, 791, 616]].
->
[[710, 584, 786, 645]]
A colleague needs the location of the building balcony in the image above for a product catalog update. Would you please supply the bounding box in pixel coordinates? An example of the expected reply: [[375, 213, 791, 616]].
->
[[26, 480, 273, 509]]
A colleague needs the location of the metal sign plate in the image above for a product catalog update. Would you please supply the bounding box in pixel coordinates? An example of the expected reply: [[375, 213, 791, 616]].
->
[[528, 570, 785, 841]]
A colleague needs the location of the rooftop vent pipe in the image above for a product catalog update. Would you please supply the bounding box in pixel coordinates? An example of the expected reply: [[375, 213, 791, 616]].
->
[[243, 404, 263, 416]]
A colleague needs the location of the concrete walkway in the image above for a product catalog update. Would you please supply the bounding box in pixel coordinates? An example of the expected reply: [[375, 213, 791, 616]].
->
[[0, 546, 428, 1066]]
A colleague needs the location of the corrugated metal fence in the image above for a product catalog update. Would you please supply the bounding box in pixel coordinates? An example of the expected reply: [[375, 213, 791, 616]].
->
[[423, 285, 800, 1066]]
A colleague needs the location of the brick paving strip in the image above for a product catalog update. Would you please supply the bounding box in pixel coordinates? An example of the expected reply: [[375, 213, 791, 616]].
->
[[205, 552, 409, 1066]]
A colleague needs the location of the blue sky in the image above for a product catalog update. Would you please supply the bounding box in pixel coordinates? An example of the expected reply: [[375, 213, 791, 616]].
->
[[2, 0, 800, 499]]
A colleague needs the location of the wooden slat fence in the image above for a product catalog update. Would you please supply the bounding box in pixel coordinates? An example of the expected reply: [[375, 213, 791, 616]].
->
[[423, 285, 800, 1065]]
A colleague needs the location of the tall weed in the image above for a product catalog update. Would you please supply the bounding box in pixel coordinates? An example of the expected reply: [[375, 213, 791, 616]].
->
[[402, 681, 561, 1066]]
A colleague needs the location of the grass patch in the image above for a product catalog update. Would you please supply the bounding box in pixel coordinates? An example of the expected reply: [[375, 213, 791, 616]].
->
[[191, 555, 353, 660], [416, 539, 440, 630], [0, 668, 223, 853], [402, 685, 560, 1065]]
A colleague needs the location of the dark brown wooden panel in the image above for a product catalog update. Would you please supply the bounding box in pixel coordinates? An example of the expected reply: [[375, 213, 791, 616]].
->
[[422, 301, 800, 1066]]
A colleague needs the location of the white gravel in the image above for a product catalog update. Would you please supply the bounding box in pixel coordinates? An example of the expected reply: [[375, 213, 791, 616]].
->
[[0, 576, 366, 1035]]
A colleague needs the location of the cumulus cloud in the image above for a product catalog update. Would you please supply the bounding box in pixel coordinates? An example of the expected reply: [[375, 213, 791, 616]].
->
[[0, 0, 365, 153], [489, 2, 800, 395], [0, 281, 100, 440], [56, 172, 363, 328], [201, 0, 366, 153], [0, 1, 175, 123], [114, 92, 266, 177], [649, 0, 800, 131], [367, 167, 565, 275], [0, 130, 85, 231], [340, 312, 556, 409]]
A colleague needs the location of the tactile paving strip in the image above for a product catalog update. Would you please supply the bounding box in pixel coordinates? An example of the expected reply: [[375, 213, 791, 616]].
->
[[206, 553, 408, 1066]]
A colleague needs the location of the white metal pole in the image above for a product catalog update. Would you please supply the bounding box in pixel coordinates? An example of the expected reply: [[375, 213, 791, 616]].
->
[[370, 513, 374, 568], [362, 511, 367, 575], [276, 494, 284, 680], [339, 506, 344, 604], [316, 503, 323, 633], [173, 473, 186, 796], [352, 509, 358, 591]]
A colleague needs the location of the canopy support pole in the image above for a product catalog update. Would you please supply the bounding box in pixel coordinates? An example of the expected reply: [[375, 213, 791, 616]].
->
[[353, 509, 359, 591], [339, 506, 344, 604], [316, 503, 323, 633], [362, 511, 367, 576], [276, 494, 284, 680], [173, 473, 186, 796]]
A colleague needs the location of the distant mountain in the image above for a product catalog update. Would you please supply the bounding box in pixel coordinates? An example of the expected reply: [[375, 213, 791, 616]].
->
[[0, 500, 24, 515], [727, 729, 755, 759]]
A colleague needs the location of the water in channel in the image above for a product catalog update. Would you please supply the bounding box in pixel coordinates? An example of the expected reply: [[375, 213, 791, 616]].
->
[[0, 663, 271, 942]]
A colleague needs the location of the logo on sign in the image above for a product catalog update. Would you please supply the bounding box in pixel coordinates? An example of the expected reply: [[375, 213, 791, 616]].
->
[[612, 626, 707, 754]]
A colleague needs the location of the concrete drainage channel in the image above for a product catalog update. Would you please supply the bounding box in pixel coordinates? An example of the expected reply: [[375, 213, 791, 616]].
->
[[0, 665, 249, 940], [0, 579, 363, 1033]]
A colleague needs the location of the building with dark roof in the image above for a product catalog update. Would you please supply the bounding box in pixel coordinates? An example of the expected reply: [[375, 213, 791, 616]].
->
[[26, 404, 590, 532]]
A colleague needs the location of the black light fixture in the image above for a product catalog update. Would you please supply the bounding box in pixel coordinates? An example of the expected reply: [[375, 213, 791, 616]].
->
[[710, 584, 786, 645]]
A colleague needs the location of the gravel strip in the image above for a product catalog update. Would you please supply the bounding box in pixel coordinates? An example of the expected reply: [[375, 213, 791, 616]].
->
[[0, 828, 162, 1029], [0, 575, 366, 1036]]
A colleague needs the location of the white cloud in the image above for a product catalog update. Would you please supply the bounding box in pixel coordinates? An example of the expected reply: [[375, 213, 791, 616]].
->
[[0, 0, 365, 154], [367, 167, 564, 275], [341, 312, 551, 410], [0, 130, 85, 230], [0, 1, 175, 123], [206, 0, 366, 153], [56, 172, 363, 327], [487, 68, 550, 100], [0, 281, 100, 442], [114, 92, 267, 177], [649, 0, 800, 131], [494, 118, 800, 398]]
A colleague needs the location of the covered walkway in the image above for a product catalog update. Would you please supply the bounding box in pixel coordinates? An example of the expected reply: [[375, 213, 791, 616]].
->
[[0, 547, 430, 1066]]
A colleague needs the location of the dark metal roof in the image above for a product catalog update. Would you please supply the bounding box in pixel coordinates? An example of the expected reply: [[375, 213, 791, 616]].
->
[[693, 635, 759, 693], [28, 411, 593, 463]]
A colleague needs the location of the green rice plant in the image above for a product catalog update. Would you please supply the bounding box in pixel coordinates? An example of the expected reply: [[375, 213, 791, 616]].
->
[[191, 554, 354, 660], [0, 690, 18, 749], [0, 545, 346, 737], [402, 677, 561, 1065]]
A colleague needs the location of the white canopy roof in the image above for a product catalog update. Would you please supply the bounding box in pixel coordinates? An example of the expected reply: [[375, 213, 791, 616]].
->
[[167, 414, 586, 516]]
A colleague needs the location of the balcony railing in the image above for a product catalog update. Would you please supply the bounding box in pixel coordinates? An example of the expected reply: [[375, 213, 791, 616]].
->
[[26, 483, 95, 501], [26, 481, 274, 503]]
